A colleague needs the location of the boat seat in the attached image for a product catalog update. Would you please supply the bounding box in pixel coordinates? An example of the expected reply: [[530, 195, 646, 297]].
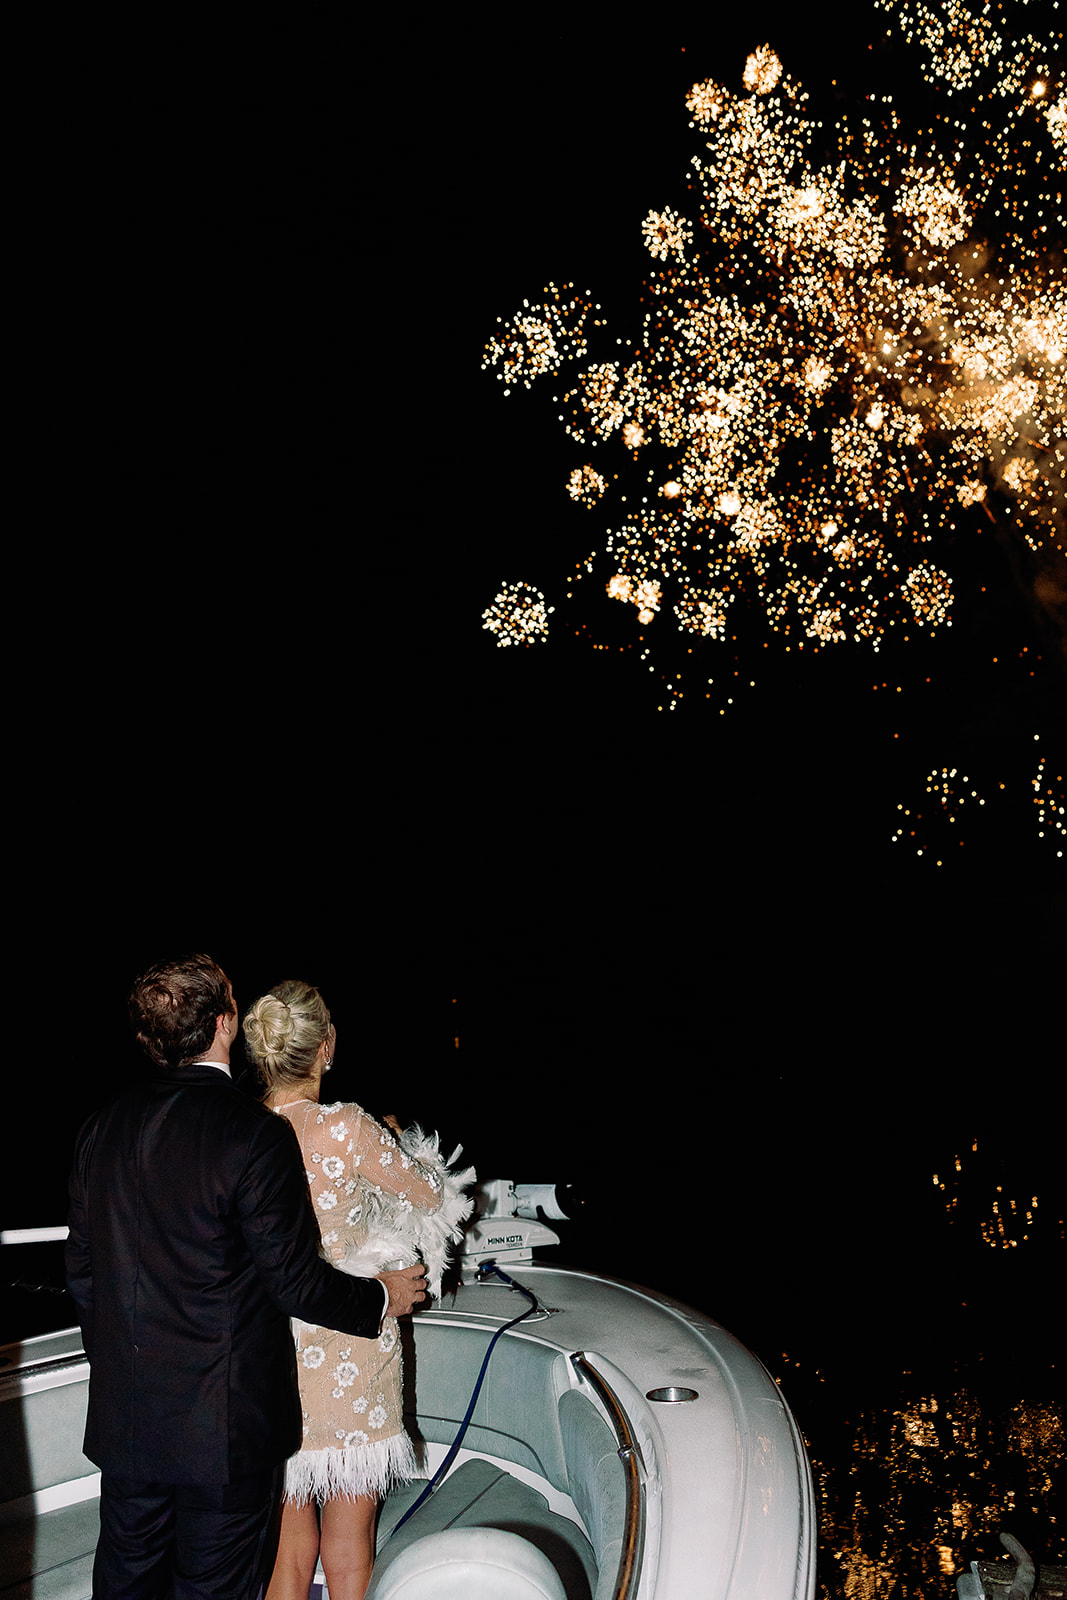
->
[[406, 1322, 574, 1488], [403, 1323, 628, 1600], [0, 1340, 97, 1600], [369, 1526, 568, 1599], [0, 1497, 97, 1600], [557, 1390, 627, 1600], [369, 1458, 596, 1600]]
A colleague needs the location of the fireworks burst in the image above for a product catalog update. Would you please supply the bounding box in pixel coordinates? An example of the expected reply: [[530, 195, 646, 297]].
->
[[481, 581, 555, 648], [890, 731, 1063, 863], [481, 3, 1066, 688], [1032, 747, 1066, 853]]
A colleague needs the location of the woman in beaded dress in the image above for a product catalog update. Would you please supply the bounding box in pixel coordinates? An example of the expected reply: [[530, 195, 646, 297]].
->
[[243, 980, 473, 1600]]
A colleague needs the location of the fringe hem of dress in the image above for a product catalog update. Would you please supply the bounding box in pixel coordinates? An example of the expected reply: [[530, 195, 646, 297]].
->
[[283, 1430, 421, 1506]]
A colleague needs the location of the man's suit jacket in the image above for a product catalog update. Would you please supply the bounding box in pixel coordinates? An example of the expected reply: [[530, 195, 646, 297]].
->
[[66, 1063, 384, 1486]]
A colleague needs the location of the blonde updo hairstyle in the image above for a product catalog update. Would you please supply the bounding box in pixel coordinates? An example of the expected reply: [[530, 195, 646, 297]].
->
[[243, 979, 333, 1098]]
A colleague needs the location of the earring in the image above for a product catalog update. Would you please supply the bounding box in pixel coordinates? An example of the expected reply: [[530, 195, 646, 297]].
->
[[323, 1054, 332, 1072]]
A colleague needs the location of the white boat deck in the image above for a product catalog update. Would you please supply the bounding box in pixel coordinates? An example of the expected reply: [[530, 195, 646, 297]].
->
[[389, 1264, 815, 1600], [0, 1263, 815, 1599]]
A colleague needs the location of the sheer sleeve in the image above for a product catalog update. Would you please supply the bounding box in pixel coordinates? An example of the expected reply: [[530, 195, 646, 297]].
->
[[291, 1101, 441, 1266], [345, 1107, 444, 1217], [284, 1099, 474, 1298]]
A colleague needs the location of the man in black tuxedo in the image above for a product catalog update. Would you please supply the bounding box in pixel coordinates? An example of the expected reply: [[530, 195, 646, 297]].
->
[[66, 953, 427, 1599]]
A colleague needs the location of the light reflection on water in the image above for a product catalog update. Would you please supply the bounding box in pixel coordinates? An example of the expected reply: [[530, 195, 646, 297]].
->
[[584, 1101, 1066, 1599], [758, 1120, 1066, 1598], [796, 1382, 1064, 1597]]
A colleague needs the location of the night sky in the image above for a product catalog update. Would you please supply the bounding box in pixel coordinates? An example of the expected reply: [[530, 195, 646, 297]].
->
[[10, 5, 1064, 1267]]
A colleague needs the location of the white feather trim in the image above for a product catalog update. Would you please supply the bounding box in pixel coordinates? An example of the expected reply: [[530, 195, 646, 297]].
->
[[284, 1430, 421, 1505], [336, 1126, 475, 1301]]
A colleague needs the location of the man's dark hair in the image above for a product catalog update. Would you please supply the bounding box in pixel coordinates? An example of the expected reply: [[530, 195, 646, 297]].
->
[[129, 953, 235, 1069]]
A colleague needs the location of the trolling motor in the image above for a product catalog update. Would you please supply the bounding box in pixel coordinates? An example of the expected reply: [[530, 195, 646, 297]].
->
[[459, 1182, 584, 1279]]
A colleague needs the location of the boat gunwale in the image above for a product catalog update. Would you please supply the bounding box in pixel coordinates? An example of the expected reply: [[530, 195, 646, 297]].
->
[[571, 1350, 645, 1600]]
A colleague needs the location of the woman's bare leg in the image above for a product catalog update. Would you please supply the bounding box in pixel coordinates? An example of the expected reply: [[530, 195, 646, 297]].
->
[[319, 1494, 378, 1600], [265, 1499, 320, 1600]]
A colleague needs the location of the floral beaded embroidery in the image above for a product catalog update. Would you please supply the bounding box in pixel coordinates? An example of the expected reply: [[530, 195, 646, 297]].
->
[[273, 1095, 452, 1495]]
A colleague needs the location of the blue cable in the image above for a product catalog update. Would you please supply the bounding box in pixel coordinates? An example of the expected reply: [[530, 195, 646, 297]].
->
[[385, 1261, 540, 1540]]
